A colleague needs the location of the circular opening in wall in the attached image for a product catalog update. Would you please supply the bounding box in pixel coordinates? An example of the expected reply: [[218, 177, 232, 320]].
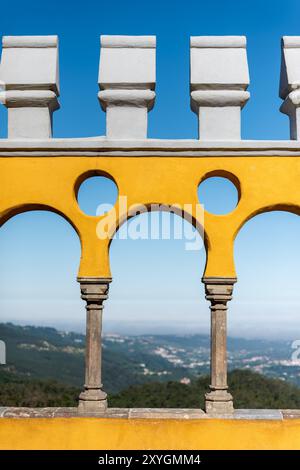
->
[[77, 175, 118, 216], [198, 176, 239, 215]]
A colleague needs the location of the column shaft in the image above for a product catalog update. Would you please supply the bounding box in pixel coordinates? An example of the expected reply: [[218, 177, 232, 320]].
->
[[210, 303, 228, 390], [85, 304, 103, 390]]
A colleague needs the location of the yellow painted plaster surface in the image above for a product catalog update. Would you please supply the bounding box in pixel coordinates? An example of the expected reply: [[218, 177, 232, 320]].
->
[[0, 418, 300, 450], [1, 156, 300, 279]]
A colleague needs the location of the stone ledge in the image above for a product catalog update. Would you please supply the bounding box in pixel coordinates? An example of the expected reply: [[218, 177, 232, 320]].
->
[[281, 409, 300, 419], [0, 407, 294, 420], [3, 138, 300, 157]]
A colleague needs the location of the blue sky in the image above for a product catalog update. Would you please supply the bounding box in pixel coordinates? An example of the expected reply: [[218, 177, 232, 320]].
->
[[1, 0, 300, 339]]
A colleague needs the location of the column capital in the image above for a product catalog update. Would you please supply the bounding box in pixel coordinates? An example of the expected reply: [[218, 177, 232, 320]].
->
[[202, 277, 237, 304], [77, 277, 112, 305]]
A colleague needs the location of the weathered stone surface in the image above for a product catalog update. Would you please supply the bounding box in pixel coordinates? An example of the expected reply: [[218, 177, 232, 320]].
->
[[202, 277, 237, 415], [0, 407, 8, 417], [281, 409, 300, 419], [233, 409, 283, 420], [0, 407, 289, 420], [129, 408, 206, 419], [1, 407, 62, 418], [205, 390, 234, 415], [77, 277, 111, 414]]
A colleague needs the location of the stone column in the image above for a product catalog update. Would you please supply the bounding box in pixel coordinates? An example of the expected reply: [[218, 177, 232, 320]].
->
[[202, 277, 236, 415], [0, 36, 59, 139], [77, 277, 111, 414]]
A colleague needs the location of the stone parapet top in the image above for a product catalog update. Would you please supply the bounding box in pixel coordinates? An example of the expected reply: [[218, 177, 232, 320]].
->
[[2, 138, 300, 157], [1, 407, 299, 420], [190, 36, 246, 49], [100, 36, 156, 49], [2, 36, 58, 48]]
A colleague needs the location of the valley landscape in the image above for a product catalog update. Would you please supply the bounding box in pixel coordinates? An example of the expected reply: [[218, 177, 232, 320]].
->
[[1, 322, 300, 409]]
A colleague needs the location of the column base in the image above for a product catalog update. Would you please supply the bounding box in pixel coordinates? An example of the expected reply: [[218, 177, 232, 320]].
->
[[205, 389, 234, 415], [78, 388, 107, 415]]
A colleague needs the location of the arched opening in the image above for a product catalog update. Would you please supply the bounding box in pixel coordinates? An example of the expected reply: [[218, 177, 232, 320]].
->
[[104, 210, 209, 407], [0, 210, 83, 407], [231, 211, 300, 409]]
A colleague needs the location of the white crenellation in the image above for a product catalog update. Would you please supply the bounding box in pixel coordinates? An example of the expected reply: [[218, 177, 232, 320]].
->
[[280, 36, 300, 140], [0, 35, 59, 139], [98, 35, 156, 139], [0, 34, 298, 142], [190, 36, 250, 141]]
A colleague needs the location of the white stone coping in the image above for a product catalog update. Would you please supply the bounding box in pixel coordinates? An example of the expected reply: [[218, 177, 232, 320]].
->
[[2, 36, 58, 48], [0, 407, 288, 420], [100, 35, 156, 48], [1, 138, 300, 157], [190, 36, 246, 48], [282, 36, 300, 48]]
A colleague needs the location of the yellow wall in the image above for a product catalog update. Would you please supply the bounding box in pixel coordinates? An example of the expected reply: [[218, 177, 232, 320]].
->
[[2, 155, 300, 279], [0, 418, 300, 450], [2, 155, 300, 449]]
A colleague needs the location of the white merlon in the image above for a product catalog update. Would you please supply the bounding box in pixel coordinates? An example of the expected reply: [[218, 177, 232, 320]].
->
[[100, 35, 156, 49], [280, 37, 300, 140], [98, 35, 156, 139], [0, 35, 59, 139], [190, 36, 250, 141]]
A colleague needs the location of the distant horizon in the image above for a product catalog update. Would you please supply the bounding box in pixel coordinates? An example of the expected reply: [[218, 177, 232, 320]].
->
[[0, 319, 295, 342]]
